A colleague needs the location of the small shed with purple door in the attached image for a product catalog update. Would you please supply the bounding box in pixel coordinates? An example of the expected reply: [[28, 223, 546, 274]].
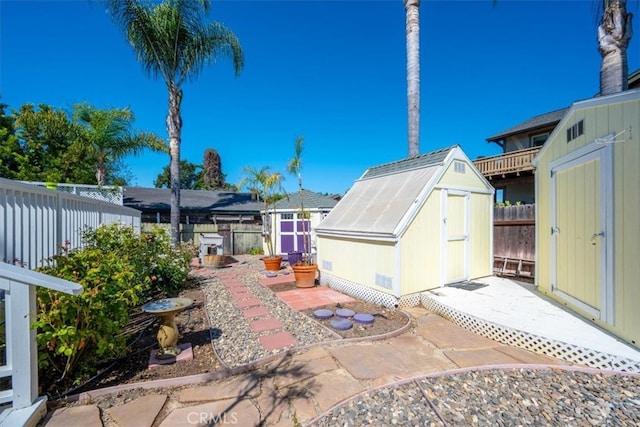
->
[[261, 189, 340, 261]]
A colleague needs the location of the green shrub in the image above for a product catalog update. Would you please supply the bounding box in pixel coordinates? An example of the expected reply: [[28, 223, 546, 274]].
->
[[249, 247, 264, 255], [142, 227, 194, 296], [33, 223, 192, 394]]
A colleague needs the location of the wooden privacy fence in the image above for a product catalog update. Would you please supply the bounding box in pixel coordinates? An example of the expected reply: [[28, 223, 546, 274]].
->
[[493, 204, 535, 278], [142, 223, 263, 255]]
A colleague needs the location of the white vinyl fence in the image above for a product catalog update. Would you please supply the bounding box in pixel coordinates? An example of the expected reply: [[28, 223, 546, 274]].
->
[[0, 178, 141, 426], [1, 178, 140, 269]]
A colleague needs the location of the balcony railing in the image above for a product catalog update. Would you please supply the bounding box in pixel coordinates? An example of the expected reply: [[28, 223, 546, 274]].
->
[[473, 146, 541, 178]]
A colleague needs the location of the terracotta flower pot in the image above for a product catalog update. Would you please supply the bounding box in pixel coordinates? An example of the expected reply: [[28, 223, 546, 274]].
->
[[292, 263, 317, 288], [263, 256, 282, 271]]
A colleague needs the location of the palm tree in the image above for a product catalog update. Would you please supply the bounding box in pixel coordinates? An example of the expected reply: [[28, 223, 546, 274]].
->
[[598, 0, 634, 95], [106, 0, 244, 247], [286, 136, 311, 263], [404, 0, 420, 157], [73, 103, 167, 186], [238, 166, 284, 258]]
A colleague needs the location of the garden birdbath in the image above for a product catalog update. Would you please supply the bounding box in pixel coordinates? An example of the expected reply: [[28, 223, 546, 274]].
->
[[141, 297, 193, 359]]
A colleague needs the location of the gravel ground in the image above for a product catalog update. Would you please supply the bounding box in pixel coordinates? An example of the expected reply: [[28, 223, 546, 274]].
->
[[201, 256, 339, 368], [311, 368, 640, 426], [203, 256, 640, 426]]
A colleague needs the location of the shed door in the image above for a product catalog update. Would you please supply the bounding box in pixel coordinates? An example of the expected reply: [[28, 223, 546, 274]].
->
[[442, 190, 470, 284], [280, 213, 310, 254], [550, 143, 613, 323]]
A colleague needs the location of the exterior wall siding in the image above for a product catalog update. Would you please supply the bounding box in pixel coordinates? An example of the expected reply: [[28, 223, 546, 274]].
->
[[399, 189, 442, 293], [438, 159, 491, 190], [613, 99, 640, 344], [536, 94, 640, 348], [317, 236, 396, 295]]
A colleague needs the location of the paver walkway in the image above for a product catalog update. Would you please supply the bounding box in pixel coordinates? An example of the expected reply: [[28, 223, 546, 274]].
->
[[43, 264, 572, 427]]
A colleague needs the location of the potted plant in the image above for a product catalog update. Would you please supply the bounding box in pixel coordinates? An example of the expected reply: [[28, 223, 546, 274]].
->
[[287, 136, 317, 288], [240, 165, 285, 271]]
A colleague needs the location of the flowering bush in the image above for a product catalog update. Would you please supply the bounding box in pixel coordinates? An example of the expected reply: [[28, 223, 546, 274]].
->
[[142, 227, 194, 296], [34, 223, 192, 395]]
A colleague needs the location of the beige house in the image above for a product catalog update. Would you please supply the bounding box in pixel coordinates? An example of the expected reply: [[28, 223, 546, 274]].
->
[[316, 145, 494, 308], [533, 89, 640, 349]]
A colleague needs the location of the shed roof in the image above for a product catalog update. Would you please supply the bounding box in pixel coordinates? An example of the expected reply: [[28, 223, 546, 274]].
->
[[361, 145, 453, 179], [273, 189, 340, 211], [317, 145, 478, 240]]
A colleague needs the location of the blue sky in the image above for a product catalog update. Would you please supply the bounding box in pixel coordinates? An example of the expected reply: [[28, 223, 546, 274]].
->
[[1, 1, 639, 195]]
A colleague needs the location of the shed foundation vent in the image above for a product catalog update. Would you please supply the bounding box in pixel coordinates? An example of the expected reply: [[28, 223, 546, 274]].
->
[[421, 294, 640, 374]]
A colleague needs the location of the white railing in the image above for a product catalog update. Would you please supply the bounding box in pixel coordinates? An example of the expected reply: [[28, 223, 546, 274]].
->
[[1, 178, 140, 270], [22, 181, 124, 205], [0, 178, 141, 425], [0, 264, 82, 427]]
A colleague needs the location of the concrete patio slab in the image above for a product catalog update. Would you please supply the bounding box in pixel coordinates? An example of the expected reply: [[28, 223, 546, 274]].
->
[[235, 297, 261, 308], [242, 306, 270, 318], [106, 394, 167, 427], [416, 315, 499, 349], [250, 317, 284, 333], [289, 396, 318, 424], [426, 276, 640, 362], [259, 331, 298, 351], [227, 286, 250, 296], [292, 346, 332, 362], [310, 369, 367, 412], [222, 281, 246, 289], [253, 382, 290, 426], [276, 287, 356, 310], [443, 348, 524, 368], [273, 355, 340, 390], [329, 335, 453, 380], [494, 345, 566, 365], [158, 398, 259, 427], [45, 405, 102, 427], [178, 373, 261, 402], [260, 273, 295, 287]]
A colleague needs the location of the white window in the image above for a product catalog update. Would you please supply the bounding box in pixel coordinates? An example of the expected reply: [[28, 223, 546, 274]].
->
[[531, 133, 549, 147], [454, 161, 466, 173]]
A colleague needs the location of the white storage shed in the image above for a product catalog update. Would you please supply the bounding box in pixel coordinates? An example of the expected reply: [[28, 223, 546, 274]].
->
[[316, 145, 494, 307]]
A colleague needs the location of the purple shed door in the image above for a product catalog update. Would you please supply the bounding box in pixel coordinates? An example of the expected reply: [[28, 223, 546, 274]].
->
[[280, 214, 295, 253], [279, 213, 311, 253]]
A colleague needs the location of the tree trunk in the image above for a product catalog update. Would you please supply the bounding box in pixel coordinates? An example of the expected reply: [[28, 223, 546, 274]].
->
[[167, 84, 183, 248], [96, 153, 105, 186], [598, 0, 633, 96], [405, 0, 420, 157]]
